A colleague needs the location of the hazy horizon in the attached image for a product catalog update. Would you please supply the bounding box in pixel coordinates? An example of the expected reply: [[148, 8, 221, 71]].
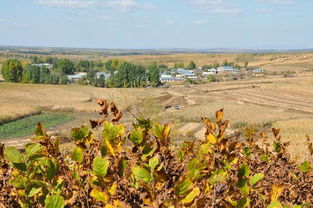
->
[[1, 0, 313, 49]]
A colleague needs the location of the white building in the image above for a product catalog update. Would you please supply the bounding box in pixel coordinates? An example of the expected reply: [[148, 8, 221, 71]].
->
[[160, 74, 184, 82], [32, 63, 53, 69], [67, 72, 87, 81], [217, 66, 239, 74], [96, 72, 111, 80], [203, 68, 217, 76]]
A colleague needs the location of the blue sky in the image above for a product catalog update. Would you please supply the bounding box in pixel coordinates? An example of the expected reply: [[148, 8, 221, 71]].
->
[[0, 0, 312, 49]]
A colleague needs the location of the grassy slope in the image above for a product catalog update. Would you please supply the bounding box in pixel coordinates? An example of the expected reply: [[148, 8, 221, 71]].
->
[[0, 113, 73, 139]]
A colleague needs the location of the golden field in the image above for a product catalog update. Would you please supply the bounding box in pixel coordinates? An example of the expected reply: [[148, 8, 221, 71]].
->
[[1, 52, 313, 160], [1, 73, 313, 159]]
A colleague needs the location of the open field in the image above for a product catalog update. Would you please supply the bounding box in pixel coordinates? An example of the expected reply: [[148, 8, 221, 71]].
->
[[1, 72, 313, 160], [0, 112, 73, 140], [2, 50, 313, 72]]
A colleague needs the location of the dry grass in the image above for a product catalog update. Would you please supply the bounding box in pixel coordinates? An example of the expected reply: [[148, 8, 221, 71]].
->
[[275, 118, 313, 161], [0, 83, 163, 123]]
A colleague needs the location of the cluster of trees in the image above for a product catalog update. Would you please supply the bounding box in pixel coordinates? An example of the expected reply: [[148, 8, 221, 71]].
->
[[202, 59, 243, 71], [106, 61, 161, 88], [1, 59, 76, 85], [173, 60, 196, 70]]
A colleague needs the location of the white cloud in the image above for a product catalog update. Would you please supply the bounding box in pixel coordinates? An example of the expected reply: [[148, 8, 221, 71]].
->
[[256, 0, 293, 5], [103, 0, 138, 9], [101, 0, 155, 11], [35, 0, 96, 8], [0, 19, 6, 23], [193, 19, 208, 25], [167, 20, 175, 24], [185, 0, 242, 15]]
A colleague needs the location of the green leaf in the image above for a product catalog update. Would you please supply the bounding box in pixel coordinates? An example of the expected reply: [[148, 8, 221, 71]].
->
[[141, 144, 157, 160], [103, 121, 125, 141], [299, 161, 312, 173], [237, 178, 250, 195], [25, 143, 44, 157], [209, 169, 228, 185], [93, 157, 110, 177], [130, 128, 144, 144], [38, 158, 57, 180], [149, 156, 159, 172], [45, 195, 65, 208], [267, 201, 283, 208], [243, 147, 252, 157], [175, 178, 193, 196], [71, 147, 84, 163], [132, 166, 151, 183], [198, 142, 212, 157], [154, 123, 163, 138], [238, 163, 251, 178], [236, 198, 251, 208], [28, 187, 42, 197], [90, 188, 108, 203], [71, 126, 90, 141], [181, 187, 200, 205], [249, 173, 264, 186], [9, 175, 27, 189], [273, 142, 282, 153], [4, 146, 24, 163], [187, 158, 206, 180], [118, 159, 127, 177]]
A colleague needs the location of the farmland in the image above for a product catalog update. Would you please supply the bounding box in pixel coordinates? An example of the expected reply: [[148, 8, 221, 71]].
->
[[1, 67, 313, 160]]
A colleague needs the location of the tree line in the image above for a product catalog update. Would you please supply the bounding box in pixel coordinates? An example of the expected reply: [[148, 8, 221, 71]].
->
[[1, 58, 161, 88]]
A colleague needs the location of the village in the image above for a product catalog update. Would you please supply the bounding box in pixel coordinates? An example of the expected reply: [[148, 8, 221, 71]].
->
[[159, 66, 264, 83], [63, 65, 265, 84]]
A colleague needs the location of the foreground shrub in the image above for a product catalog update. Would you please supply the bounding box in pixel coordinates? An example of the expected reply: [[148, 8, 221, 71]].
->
[[0, 100, 312, 208]]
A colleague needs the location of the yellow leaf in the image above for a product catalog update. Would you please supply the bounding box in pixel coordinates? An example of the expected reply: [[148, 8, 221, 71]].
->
[[206, 133, 217, 144], [203, 118, 216, 131], [181, 187, 200, 205], [162, 123, 173, 140], [104, 205, 115, 208], [109, 182, 117, 195], [105, 140, 115, 157], [90, 188, 108, 203], [270, 184, 284, 202], [216, 109, 224, 123]]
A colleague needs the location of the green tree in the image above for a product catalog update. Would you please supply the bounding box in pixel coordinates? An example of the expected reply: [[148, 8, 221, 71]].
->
[[39, 67, 51, 84], [104, 59, 125, 74], [187, 60, 196, 70], [55, 59, 75, 75], [110, 62, 147, 88], [1, 59, 24, 82], [87, 69, 97, 85], [59, 75, 68, 85], [147, 63, 160, 87], [174, 62, 184, 69], [223, 59, 229, 66], [22, 65, 40, 84], [77, 60, 91, 72], [244, 61, 249, 67]]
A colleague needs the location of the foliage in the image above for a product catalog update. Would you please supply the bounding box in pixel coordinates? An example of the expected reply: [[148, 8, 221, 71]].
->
[[0, 101, 312, 208], [187, 60, 196, 70], [147, 62, 161, 87], [1, 59, 24, 82], [21, 65, 41, 84], [55, 59, 75, 75]]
